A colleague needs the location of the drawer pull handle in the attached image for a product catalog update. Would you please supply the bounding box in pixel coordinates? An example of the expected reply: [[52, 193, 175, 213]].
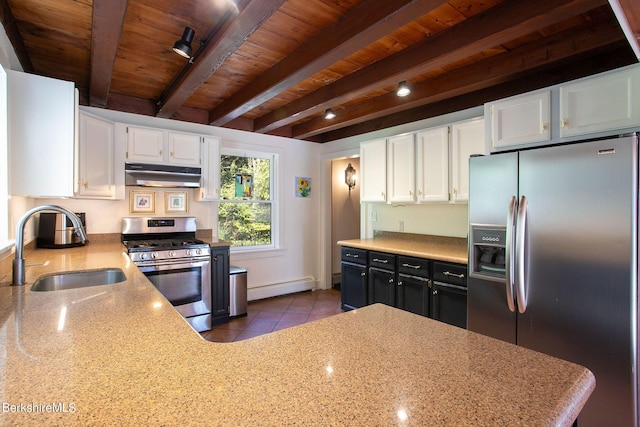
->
[[443, 271, 465, 279], [346, 253, 360, 258], [402, 263, 421, 269], [372, 258, 389, 263]]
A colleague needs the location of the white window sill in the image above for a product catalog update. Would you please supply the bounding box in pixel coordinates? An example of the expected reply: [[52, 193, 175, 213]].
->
[[230, 247, 284, 261]]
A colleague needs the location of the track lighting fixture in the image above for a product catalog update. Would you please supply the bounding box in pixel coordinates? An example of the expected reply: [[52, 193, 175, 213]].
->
[[173, 27, 196, 59], [396, 80, 411, 97], [324, 108, 336, 120]]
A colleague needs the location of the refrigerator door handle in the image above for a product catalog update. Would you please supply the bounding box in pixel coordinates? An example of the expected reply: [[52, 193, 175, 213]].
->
[[505, 196, 517, 312], [515, 195, 528, 313]]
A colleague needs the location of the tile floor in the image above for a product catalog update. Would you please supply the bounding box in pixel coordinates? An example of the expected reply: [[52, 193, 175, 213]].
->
[[200, 289, 343, 342]]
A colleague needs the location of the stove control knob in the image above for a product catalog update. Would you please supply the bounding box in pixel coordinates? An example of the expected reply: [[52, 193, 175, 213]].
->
[[169, 250, 176, 257], [139, 253, 146, 261], [151, 252, 158, 259], [195, 248, 202, 255], [186, 250, 192, 257]]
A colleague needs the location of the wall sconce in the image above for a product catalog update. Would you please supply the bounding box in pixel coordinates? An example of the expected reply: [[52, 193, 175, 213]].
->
[[396, 80, 411, 97], [324, 108, 336, 119], [345, 163, 357, 191]]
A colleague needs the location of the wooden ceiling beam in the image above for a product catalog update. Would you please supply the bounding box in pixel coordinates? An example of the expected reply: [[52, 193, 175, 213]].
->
[[207, 0, 445, 127], [608, 0, 640, 58], [316, 43, 635, 142], [255, 0, 607, 134], [292, 16, 624, 139], [156, 0, 286, 119], [0, 0, 32, 72], [89, 0, 128, 107]]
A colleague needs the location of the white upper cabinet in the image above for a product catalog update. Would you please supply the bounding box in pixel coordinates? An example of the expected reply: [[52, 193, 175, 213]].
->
[[126, 126, 202, 166], [360, 139, 387, 202], [126, 126, 165, 163], [195, 136, 221, 201], [168, 131, 202, 166], [77, 112, 118, 199], [8, 70, 77, 198], [387, 134, 416, 203], [488, 90, 551, 151], [450, 118, 485, 204], [416, 126, 449, 203], [559, 66, 640, 138]]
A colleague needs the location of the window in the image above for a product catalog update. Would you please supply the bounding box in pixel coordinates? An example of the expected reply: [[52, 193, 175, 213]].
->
[[218, 149, 277, 249]]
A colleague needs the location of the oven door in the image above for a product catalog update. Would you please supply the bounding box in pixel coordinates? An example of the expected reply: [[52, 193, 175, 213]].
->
[[138, 258, 211, 319]]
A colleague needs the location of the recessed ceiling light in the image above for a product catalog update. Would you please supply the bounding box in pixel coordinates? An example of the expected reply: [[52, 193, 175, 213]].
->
[[324, 108, 336, 119], [396, 80, 411, 97]]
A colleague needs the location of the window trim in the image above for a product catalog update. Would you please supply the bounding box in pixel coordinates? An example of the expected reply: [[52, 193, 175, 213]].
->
[[219, 147, 280, 252]]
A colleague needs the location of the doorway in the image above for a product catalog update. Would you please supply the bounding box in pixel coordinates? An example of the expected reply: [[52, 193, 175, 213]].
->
[[330, 157, 360, 289]]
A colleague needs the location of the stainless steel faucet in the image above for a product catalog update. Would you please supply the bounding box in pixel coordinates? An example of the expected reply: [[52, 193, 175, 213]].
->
[[12, 205, 88, 286]]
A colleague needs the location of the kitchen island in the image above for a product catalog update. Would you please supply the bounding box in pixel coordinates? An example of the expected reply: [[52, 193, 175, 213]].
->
[[0, 242, 594, 426]]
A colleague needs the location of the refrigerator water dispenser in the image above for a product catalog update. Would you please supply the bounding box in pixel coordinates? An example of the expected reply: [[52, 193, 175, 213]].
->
[[469, 224, 507, 282]]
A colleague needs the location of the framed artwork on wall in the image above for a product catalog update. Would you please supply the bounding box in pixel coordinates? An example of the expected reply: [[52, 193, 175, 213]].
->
[[130, 190, 155, 214], [165, 191, 188, 213]]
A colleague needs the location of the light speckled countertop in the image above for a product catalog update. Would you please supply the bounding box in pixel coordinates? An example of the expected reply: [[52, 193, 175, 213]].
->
[[0, 242, 594, 426], [338, 232, 468, 264]]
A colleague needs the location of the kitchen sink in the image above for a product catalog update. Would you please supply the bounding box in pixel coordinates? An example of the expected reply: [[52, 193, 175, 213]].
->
[[31, 268, 126, 292]]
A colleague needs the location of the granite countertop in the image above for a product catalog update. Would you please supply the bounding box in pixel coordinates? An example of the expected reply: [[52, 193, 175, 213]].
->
[[338, 232, 468, 264], [0, 242, 593, 426]]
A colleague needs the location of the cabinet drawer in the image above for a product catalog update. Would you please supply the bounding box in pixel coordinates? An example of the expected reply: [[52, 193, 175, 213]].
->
[[398, 256, 430, 278], [433, 261, 467, 287], [341, 247, 367, 265], [369, 251, 396, 270]]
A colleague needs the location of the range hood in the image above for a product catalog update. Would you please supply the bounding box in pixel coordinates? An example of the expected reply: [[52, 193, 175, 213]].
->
[[125, 163, 202, 188]]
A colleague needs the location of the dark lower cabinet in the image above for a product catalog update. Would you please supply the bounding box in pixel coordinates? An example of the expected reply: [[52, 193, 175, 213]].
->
[[341, 247, 368, 310], [368, 267, 396, 306], [211, 246, 230, 325], [397, 274, 430, 317], [340, 246, 467, 328], [431, 282, 467, 328], [431, 261, 468, 328]]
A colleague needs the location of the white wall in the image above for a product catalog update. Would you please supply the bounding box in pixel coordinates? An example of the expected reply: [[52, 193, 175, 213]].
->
[[11, 105, 323, 299]]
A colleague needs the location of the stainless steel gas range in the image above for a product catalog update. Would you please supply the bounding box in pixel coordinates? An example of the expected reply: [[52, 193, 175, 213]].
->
[[122, 217, 212, 332]]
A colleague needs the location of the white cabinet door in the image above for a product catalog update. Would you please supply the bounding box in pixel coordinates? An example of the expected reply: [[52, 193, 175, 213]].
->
[[416, 126, 449, 203], [451, 118, 485, 204], [387, 134, 416, 203], [126, 126, 165, 163], [360, 139, 387, 202], [76, 112, 115, 199], [196, 136, 221, 201], [488, 90, 551, 150], [168, 131, 202, 166], [559, 66, 640, 138], [8, 70, 76, 197]]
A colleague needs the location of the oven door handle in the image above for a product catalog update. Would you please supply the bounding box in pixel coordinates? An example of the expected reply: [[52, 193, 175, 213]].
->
[[136, 258, 210, 271]]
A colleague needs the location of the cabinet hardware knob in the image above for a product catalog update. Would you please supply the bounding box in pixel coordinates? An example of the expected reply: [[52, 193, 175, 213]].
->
[[561, 119, 568, 128], [443, 271, 465, 279], [360, 272, 366, 277], [388, 278, 394, 283], [398, 281, 403, 286], [159, 150, 163, 156], [409, 190, 413, 196], [540, 122, 548, 132], [433, 290, 438, 295]]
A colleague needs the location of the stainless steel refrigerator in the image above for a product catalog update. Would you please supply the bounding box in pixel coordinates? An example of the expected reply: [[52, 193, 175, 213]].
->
[[467, 135, 638, 426]]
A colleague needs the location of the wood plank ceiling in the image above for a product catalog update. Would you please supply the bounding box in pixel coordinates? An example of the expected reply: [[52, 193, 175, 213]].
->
[[1, 0, 638, 142]]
